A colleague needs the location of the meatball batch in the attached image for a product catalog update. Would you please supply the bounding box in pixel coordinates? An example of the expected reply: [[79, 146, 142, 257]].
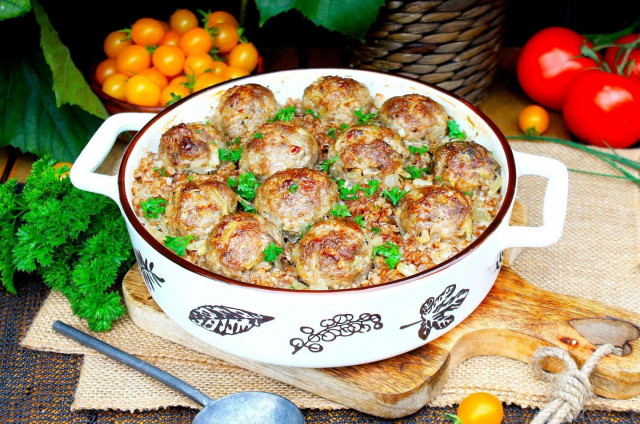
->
[[291, 218, 373, 290], [158, 123, 223, 174], [239, 121, 319, 181], [214, 83, 278, 140], [302, 76, 374, 125], [164, 178, 238, 241], [254, 168, 339, 237], [433, 141, 501, 194], [329, 125, 409, 187], [203, 212, 284, 281], [396, 186, 473, 245], [378, 94, 448, 148]]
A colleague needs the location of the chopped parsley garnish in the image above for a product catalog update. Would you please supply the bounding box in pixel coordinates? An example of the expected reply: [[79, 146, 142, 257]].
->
[[233, 137, 241, 145], [164, 235, 195, 257], [289, 181, 299, 193], [329, 203, 352, 218], [269, 106, 297, 122], [335, 178, 359, 201], [326, 128, 337, 138], [304, 109, 319, 119], [360, 179, 380, 197], [408, 145, 429, 155], [435, 175, 442, 181], [464, 191, 472, 196], [373, 242, 402, 269], [406, 166, 428, 179], [381, 187, 407, 206], [164, 92, 182, 107], [320, 155, 338, 173], [153, 167, 168, 177], [263, 242, 283, 262], [354, 214, 366, 228], [187, 174, 194, 182], [231, 172, 260, 201], [253, 132, 263, 139], [354, 108, 378, 125], [447, 119, 467, 140], [205, 120, 211, 126], [340, 123, 349, 131], [140, 197, 166, 219], [218, 146, 242, 162], [371, 226, 381, 234], [240, 199, 256, 213], [194, 129, 203, 134]]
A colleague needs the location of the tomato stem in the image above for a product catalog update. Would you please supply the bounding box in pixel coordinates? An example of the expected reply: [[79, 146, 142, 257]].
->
[[443, 413, 463, 424]]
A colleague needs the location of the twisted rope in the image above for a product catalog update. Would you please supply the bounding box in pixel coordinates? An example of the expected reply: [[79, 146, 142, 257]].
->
[[530, 344, 618, 424]]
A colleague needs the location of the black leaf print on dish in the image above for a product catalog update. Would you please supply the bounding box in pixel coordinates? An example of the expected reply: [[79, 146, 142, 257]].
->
[[290, 313, 383, 355], [495, 250, 504, 271], [134, 248, 165, 292], [189, 305, 275, 336], [400, 284, 469, 340]]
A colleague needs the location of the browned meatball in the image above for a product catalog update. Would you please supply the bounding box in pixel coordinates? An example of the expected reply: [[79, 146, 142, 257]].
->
[[378, 94, 448, 148], [328, 125, 409, 187], [395, 186, 472, 244], [301, 76, 373, 125], [158, 123, 223, 174], [165, 177, 238, 240], [214, 84, 278, 140], [291, 218, 372, 290], [203, 212, 284, 281], [254, 168, 339, 237], [433, 141, 501, 194], [239, 122, 319, 181]]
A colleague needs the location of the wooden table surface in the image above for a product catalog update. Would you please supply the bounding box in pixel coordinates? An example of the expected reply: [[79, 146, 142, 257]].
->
[[0, 47, 572, 184]]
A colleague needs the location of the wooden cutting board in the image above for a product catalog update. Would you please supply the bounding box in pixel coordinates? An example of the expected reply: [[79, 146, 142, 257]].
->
[[121, 202, 640, 418]]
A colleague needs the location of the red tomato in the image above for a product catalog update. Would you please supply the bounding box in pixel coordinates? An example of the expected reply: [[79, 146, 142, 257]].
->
[[604, 34, 640, 80], [563, 70, 640, 148], [517, 27, 599, 111]]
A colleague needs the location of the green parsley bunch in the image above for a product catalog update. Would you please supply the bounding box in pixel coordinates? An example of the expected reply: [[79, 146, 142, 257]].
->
[[0, 156, 135, 331]]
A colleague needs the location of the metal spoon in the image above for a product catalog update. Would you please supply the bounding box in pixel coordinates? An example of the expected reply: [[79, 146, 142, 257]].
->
[[53, 320, 305, 424]]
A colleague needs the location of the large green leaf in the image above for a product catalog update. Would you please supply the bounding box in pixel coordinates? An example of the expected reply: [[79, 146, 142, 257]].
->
[[0, 0, 31, 21], [0, 52, 103, 162], [255, 0, 385, 41], [32, 0, 108, 119]]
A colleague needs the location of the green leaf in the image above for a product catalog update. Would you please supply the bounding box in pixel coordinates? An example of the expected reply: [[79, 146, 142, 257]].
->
[[255, 0, 385, 41], [0, 52, 104, 162], [263, 242, 283, 262], [372, 241, 401, 269], [0, 0, 31, 20], [31, 0, 108, 119]]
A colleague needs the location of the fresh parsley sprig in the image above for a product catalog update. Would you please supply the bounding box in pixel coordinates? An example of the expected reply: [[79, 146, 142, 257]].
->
[[447, 119, 467, 140], [263, 242, 283, 262], [140, 197, 166, 219], [164, 235, 195, 257], [320, 155, 338, 173], [406, 166, 429, 179], [354, 108, 378, 125], [329, 203, 352, 218], [228, 172, 260, 201], [269, 106, 297, 123], [372, 241, 402, 269], [408, 145, 429, 155], [219, 146, 242, 163], [381, 187, 407, 206]]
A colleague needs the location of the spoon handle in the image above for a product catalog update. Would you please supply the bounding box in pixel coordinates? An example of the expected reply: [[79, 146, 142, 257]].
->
[[52, 320, 212, 408]]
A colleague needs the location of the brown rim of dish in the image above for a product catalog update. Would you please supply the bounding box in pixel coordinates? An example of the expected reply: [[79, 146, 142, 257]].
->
[[118, 68, 516, 294]]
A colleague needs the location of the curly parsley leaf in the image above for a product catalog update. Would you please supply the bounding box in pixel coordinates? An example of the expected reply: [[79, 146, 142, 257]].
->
[[373, 241, 402, 269], [219, 146, 242, 163], [447, 119, 467, 140], [263, 242, 283, 262], [253, 132, 264, 139], [406, 166, 429, 179], [360, 179, 380, 197], [329, 203, 352, 218], [408, 145, 429, 155], [320, 155, 338, 173], [335, 178, 360, 201], [240, 199, 256, 213], [140, 197, 166, 219], [326, 128, 337, 138], [354, 108, 377, 125], [269, 105, 297, 122], [354, 214, 365, 228], [232, 172, 260, 201], [381, 187, 406, 206], [304, 109, 319, 119], [289, 181, 299, 193], [164, 235, 195, 258]]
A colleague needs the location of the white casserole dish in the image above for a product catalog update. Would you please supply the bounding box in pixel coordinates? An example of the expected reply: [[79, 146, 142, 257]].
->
[[71, 68, 568, 368]]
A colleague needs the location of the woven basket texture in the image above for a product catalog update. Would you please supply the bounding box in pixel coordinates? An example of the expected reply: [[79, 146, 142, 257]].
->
[[350, 0, 510, 104]]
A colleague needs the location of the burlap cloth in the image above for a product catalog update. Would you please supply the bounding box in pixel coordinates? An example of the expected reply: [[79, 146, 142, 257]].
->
[[20, 140, 640, 415]]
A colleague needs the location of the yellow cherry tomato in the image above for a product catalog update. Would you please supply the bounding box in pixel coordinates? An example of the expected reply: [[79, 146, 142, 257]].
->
[[184, 52, 216, 77], [116, 44, 151, 76], [224, 65, 250, 80], [161, 29, 181, 47], [227, 42, 259, 73], [102, 73, 129, 101], [95, 58, 117, 86], [518, 104, 550, 135], [205, 10, 239, 29], [103, 30, 132, 59], [160, 84, 191, 107], [139, 67, 168, 90], [170, 9, 199, 34], [126, 74, 161, 107], [179, 27, 214, 56], [152, 45, 185, 77], [131, 17, 165, 47], [211, 23, 239, 54], [193, 72, 228, 92], [208, 60, 228, 76], [448, 392, 504, 424]]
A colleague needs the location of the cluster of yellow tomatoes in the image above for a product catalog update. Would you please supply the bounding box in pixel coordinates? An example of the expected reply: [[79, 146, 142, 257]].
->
[[94, 9, 260, 108]]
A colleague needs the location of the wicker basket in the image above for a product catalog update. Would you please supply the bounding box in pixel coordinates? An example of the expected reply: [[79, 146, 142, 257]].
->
[[349, 0, 509, 104]]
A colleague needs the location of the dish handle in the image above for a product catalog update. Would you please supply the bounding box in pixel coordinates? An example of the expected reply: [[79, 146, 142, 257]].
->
[[498, 151, 569, 249], [70, 113, 155, 202]]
